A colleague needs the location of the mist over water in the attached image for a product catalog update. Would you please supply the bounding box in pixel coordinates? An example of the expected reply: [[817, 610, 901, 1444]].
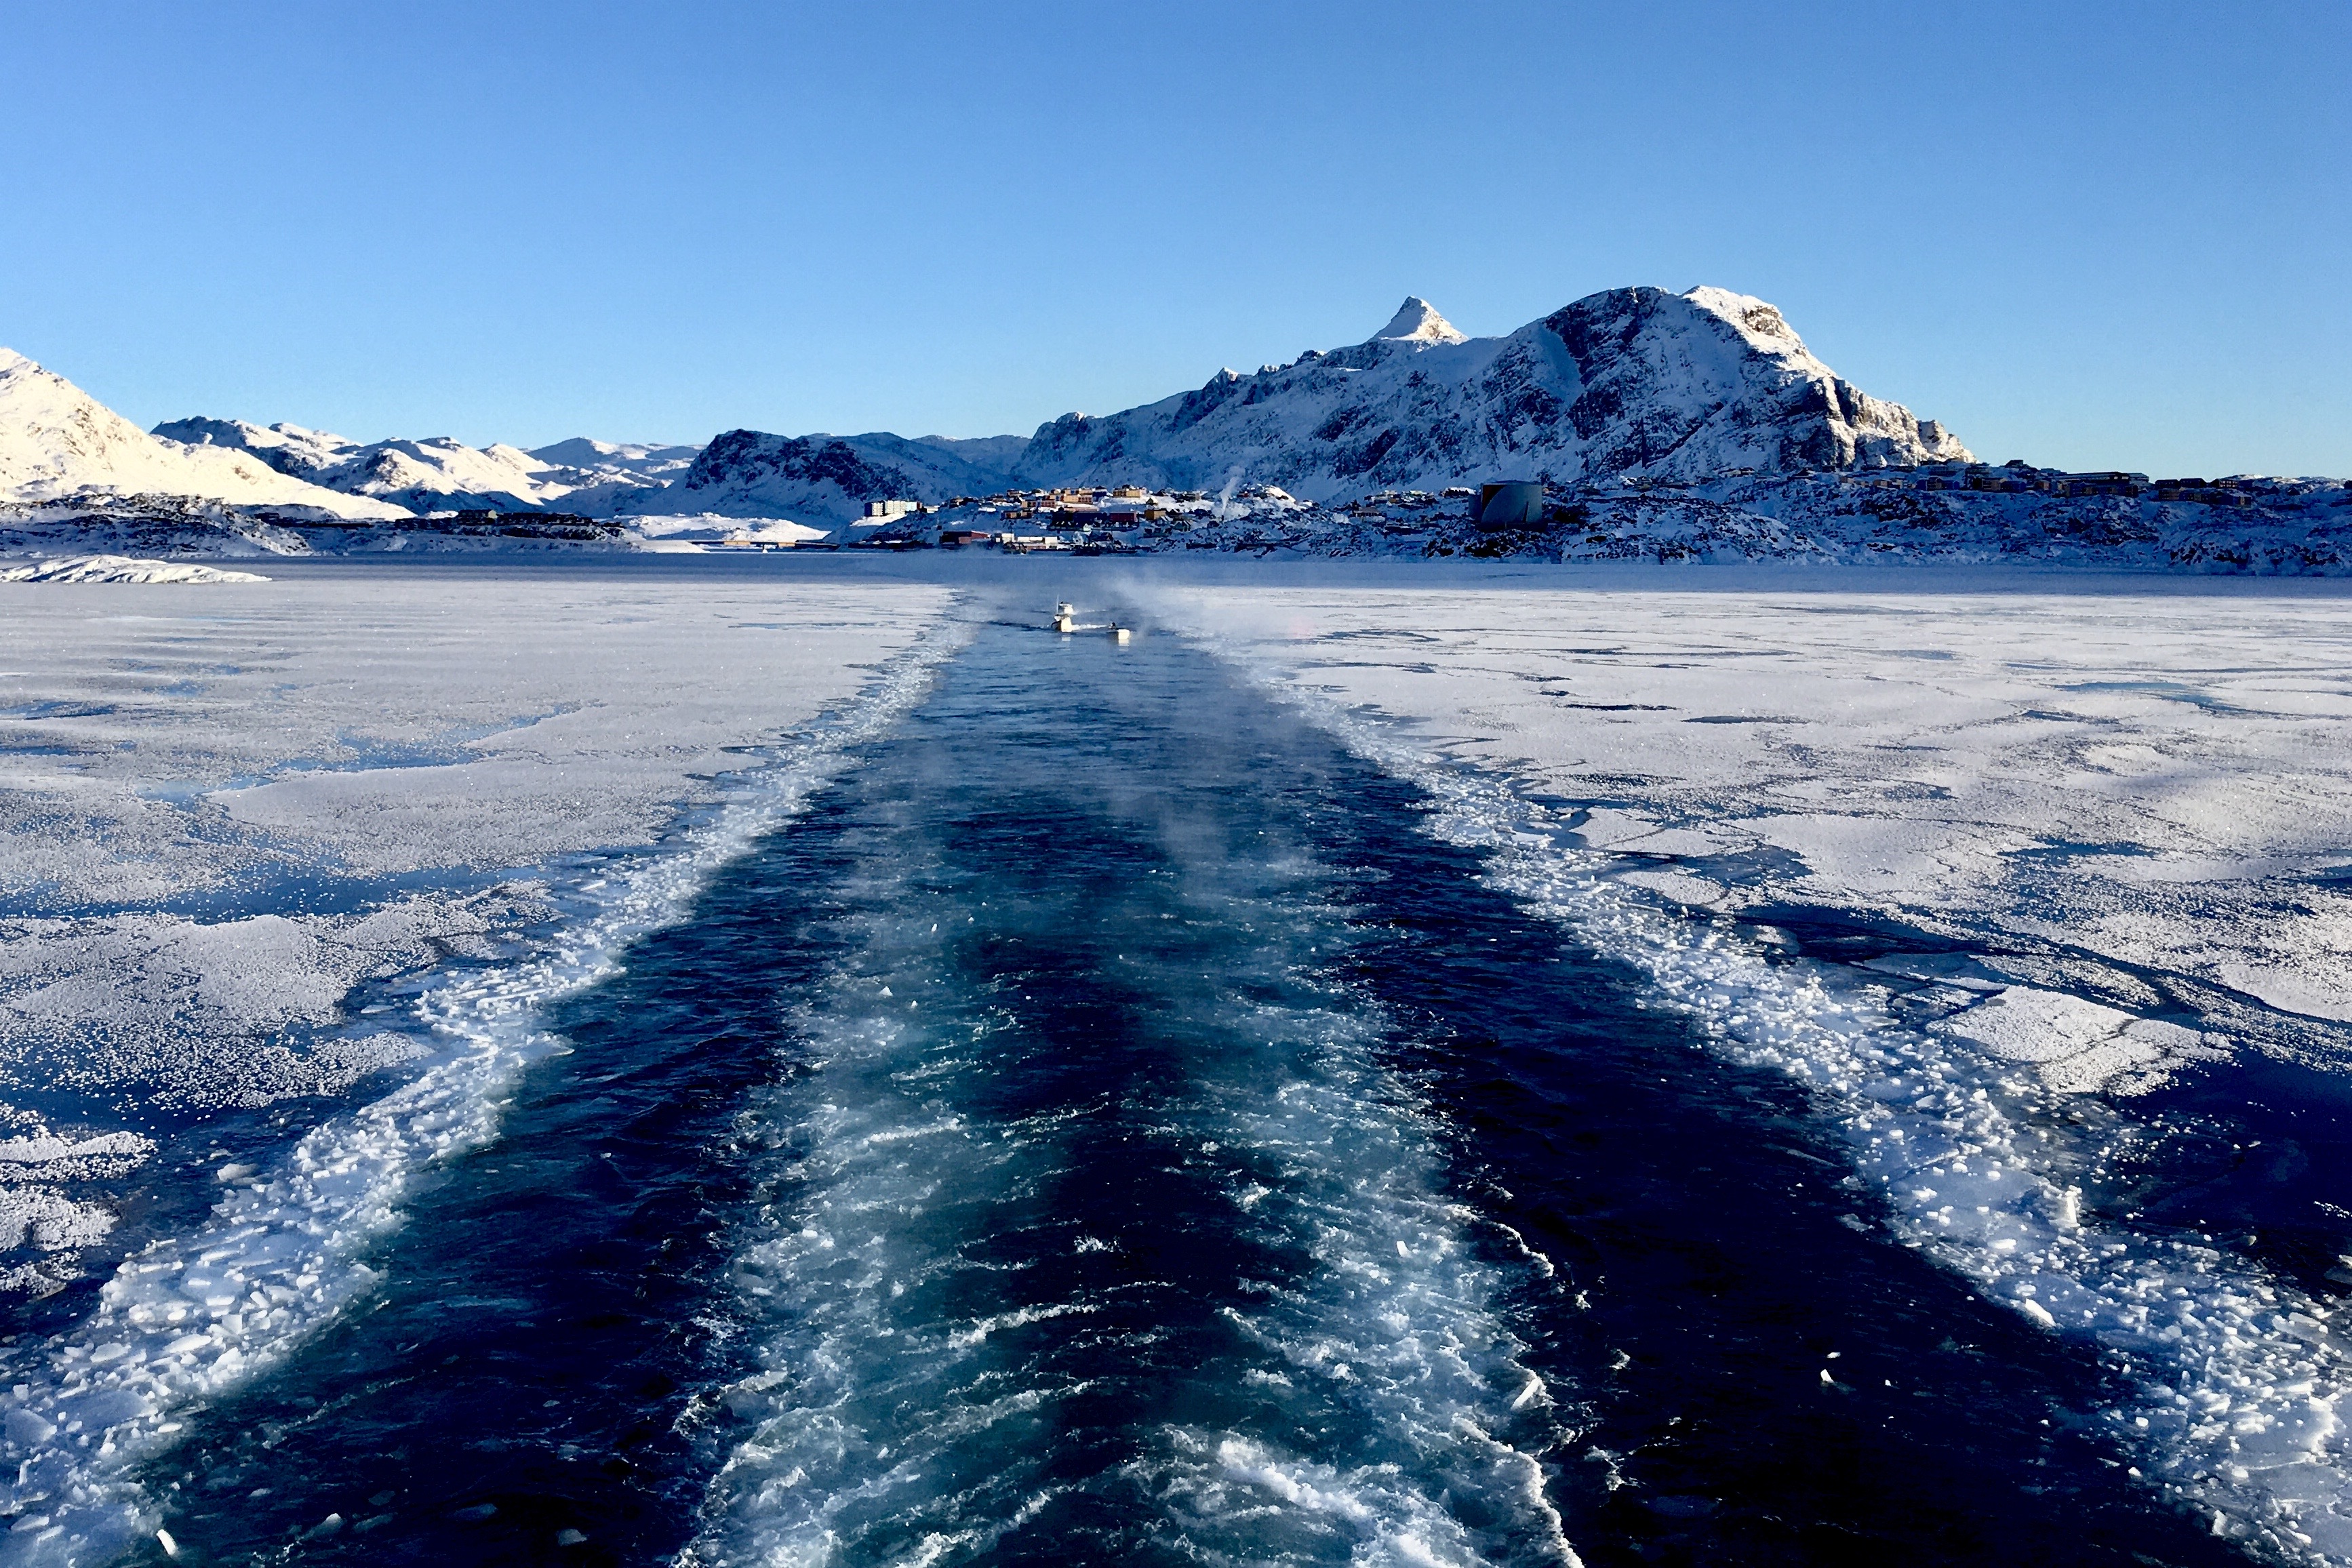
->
[[681, 624, 1562, 1567], [113, 605, 2250, 1566]]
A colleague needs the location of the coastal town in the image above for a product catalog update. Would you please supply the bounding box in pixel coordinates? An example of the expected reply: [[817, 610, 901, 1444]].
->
[[708, 460, 2352, 571]]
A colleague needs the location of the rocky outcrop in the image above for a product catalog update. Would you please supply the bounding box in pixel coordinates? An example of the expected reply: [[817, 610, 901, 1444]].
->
[[14, 284, 1972, 527], [635, 429, 1025, 522], [646, 430, 922, 521], [1012, 285, 1969, 499]]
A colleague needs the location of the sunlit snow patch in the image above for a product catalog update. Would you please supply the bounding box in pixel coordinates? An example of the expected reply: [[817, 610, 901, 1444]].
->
[[0, 626, 968, 1567], [1931, 986, 2228, 1097]]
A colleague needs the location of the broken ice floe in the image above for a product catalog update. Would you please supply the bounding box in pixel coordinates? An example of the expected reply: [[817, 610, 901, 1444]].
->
[[0, 893, 537, 1116], [1931, 985, 2229, 1096], [0, 1133, 158, 1298], [1203, 641, 2352, 1565], [0, 556, 269, 585], [0, 629, 969, 1568]]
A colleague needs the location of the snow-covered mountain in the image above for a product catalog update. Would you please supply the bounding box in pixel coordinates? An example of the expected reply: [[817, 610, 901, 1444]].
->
[[8, 285, 1970, 529], [526, 437, 702, 477], [653, 286, 1969, 520], [639, 430, 1026, 523], [0, 353, 405, 520], [521, 437, 705, 512], [142, 416, 355, 481], [1014, 287, 1970, 498], [342, 438, 580, 513], [151, 418, 681, 515]]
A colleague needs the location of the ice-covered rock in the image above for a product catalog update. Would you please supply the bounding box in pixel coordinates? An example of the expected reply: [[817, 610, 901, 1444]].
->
[[1, 555, 271, 584]]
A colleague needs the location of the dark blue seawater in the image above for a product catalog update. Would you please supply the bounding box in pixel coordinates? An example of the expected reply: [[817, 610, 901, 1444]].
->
[[126, 616, 2244, 1567]]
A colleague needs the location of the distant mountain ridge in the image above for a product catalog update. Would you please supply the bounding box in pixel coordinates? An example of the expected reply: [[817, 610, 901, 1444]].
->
[[524, 437, 702, 475], [1012, 286, 1967, 498], [0, 353, 403, 521], [3, 283, 1970, 525], [151, 417, 700, 515], [641, 430, 1027, 521], [656, 285, 1968, 521]]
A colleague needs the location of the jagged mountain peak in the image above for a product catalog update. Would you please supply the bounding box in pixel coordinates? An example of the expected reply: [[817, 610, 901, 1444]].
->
[[3, 284, 1974, 527], [659, 285, 1969, 521], [1016, 284, 1970, 498], [1679, 285, 1812, 357], [1373, 297, 1467, 346]]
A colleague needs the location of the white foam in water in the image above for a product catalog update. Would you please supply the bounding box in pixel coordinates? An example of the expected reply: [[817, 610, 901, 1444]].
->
[[0, 630, 969, 1567], [1211, 658, 2352, 1563], [685, 850, 1574, 1565], [1177, 1021, 1573, 1567]]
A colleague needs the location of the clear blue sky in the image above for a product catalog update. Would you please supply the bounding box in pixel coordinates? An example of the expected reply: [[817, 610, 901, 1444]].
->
[[5, 1, 2344, 476]]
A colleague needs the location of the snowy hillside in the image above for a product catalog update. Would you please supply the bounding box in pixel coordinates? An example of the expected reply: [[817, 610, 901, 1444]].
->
[[521, 437, 704, 515], [638, 430, 1026, 523], [155, 418, 686, 516], [1015, 287, 1970, 498], [143, 416, 355, 480], [658, 286, 1969, 521], [525, 437, 701, 477], [0, 353, 405, 520], [321, 436, 566, 514]]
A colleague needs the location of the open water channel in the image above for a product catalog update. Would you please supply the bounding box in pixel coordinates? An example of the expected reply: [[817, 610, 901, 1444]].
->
[[42, 609, 2257, 1565]]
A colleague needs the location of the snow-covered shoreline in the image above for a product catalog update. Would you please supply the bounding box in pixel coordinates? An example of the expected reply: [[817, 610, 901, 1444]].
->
[[11, 479, 2352, 576]]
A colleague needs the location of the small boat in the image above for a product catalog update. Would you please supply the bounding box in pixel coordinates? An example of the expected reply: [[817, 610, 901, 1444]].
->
[[1048, 604, 1130, 641]]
